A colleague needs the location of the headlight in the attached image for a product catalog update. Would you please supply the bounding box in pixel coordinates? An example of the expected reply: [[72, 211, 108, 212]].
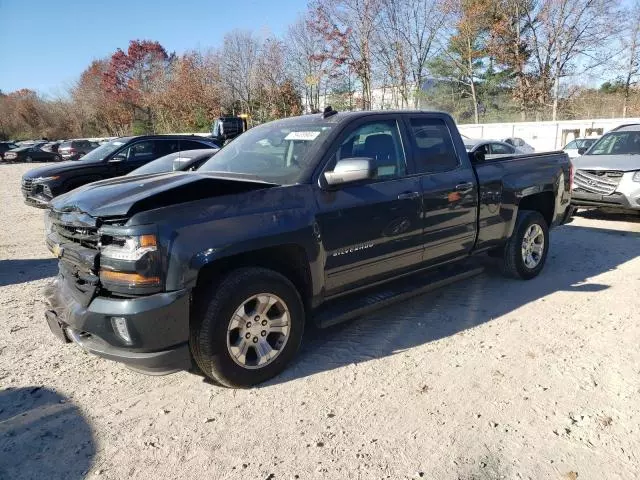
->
[[101, 234, 157, 261], [32, 175, 60, 183], [43, 211, 53, 236], [99, 233, 161, 293], [633, 171, 640, 182]]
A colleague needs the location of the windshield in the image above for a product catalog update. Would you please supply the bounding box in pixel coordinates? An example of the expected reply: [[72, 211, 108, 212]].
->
[[77, 139, 127, 162], [199, 121, 332, 184], [587, 131, 640, 155], [564, 139, 596, 149], [129, 152, 182, 175]]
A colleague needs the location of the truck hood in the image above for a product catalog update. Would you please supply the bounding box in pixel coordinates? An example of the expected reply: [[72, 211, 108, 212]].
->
[[572, 154, 640, 172], [50, 172, 276, 218], [23, 160, 88, 178]]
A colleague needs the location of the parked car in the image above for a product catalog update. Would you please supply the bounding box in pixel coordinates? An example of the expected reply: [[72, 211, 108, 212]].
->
[[41, 141, 62, 154], [4, 144, 62, 163], [562, 137, 598, 159], [211, 116, 248, 145], [571, 124, 640, 213], [464, 139, 523, 156], [126, 148, 219, 176], [43, 109, 572, 387], [502, 137, 535, 153], [58, 139, 99, 160], [0, 141, 19, 161], [21, 135, 220, 208]]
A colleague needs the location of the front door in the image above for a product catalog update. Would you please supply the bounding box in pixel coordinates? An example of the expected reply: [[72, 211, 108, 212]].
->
[[404, 115, 478, 264], [116, 139, 180, 174], [315, 117, 423, 296]]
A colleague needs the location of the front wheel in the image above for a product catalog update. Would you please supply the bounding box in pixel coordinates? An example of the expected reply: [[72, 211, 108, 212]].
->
[[190, 267, 305, 388], [25, 156, 33, 163], [501, 210, 549, 280]]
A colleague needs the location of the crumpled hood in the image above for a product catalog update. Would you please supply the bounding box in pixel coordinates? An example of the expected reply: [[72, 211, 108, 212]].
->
[[49, 172, 276, 218], [572, 154, 640, 172]]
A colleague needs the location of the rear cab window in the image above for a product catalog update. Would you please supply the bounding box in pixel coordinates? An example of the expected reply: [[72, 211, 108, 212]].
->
[[407, 117, 459, 173]]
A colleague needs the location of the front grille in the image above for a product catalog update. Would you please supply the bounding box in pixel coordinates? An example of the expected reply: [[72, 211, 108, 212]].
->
[[53, 222, 99, 249], [574, 170, 623, 195], [21, 177, 34, 194]]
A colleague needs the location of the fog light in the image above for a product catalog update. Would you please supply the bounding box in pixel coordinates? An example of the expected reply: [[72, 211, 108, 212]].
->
[[111, 317, 132, 344]]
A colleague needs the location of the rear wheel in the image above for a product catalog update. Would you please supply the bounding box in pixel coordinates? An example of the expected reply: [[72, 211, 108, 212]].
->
[[54, 155, 61, 162], [190, 267, 305, 388], [501, 210, 549, 280]]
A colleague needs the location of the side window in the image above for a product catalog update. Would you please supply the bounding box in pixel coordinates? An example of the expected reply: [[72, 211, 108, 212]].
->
[[180, 140, 211, 151], [408, 118, 459, 173], [327, 120, 407, 180], [476, 144, 489, 156], [125, 141, 155, 162], [155, 139, 180, 157], [490, 143, 513, 154]]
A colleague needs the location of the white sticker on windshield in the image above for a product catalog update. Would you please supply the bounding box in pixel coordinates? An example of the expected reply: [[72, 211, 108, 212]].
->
[[285, 131, 321, 141]]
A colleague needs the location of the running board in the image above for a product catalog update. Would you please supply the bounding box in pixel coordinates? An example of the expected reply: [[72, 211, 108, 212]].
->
[[313, 261, 485, 329]]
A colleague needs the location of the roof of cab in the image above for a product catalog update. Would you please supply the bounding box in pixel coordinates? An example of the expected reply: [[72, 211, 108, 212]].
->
[[266, 109, 452, 127]]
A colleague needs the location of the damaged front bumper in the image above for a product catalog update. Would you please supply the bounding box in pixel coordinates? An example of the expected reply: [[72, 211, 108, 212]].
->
[[43, 275, 193, 375]]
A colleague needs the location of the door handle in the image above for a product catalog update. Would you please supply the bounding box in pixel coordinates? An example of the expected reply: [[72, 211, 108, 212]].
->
[[455, 182, 474, 193], [397, 191, 421, 200]]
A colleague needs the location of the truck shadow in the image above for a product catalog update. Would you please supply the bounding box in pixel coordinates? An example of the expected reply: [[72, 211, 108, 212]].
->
[[0, 387, 95, 480], [268, 223, 640, 386], [575, 208, 640, 223], [0, 258, 57, 287]]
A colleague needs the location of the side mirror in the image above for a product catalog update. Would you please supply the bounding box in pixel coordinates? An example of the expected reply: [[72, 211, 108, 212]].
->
[[324, 158, 374, 186], [109, 152, 127, 163], [577, 147, 587, 155], [469, 150, 485, 164], [172, 158, 192, 171]]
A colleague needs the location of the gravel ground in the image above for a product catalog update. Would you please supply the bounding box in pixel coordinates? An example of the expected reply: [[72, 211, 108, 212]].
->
[[1, 162, 639, 480]]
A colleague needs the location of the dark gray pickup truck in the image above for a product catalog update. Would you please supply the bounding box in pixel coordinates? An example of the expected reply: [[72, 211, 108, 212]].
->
[[43, 109, 573, 387]]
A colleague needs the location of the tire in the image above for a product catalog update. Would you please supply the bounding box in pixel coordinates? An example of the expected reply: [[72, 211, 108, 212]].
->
[[54, 155, 61, 162], [501, 210, 549, 280], [25, 156, 33, 163], [190, 267, 305, 388]]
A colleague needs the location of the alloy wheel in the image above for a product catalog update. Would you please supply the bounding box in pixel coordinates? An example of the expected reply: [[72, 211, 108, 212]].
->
[[226, 293, 291, 370], [521, 223, 545, 269]]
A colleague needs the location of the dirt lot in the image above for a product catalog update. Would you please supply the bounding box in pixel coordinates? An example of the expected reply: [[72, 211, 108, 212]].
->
[[1, 162, 639, 480]]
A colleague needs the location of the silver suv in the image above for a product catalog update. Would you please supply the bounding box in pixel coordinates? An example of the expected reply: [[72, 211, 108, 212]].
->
[[571, 124, 640, 213]]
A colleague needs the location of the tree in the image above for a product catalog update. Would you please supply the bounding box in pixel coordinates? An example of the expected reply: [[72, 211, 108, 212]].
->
[[524, 0, 623, 120], [220, 30, 261, 119], [487, 0, 537, 119], [287, 13, 332, 112], [377, 0, 448, 108], [103, 40, 173, 133], [310, 0, 382, 110], [431, 0, 493, 123], [621, 0, 640, 117]]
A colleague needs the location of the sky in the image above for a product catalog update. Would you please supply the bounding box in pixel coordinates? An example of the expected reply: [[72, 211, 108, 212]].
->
[[0, 0, 307, 97]]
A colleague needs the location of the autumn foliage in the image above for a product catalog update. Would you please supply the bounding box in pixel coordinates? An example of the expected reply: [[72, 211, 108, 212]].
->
[[1, 0, 639, 140]]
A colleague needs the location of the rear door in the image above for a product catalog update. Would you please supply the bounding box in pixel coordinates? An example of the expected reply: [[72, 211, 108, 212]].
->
[[404, 114, 478, 264], [118, 139, 180, 174], [315, 116, 424, 295]]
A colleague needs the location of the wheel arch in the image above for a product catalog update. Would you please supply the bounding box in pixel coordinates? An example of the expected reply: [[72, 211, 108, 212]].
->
[[193, 244, 313, 314], [508, 190, 555, 238]]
